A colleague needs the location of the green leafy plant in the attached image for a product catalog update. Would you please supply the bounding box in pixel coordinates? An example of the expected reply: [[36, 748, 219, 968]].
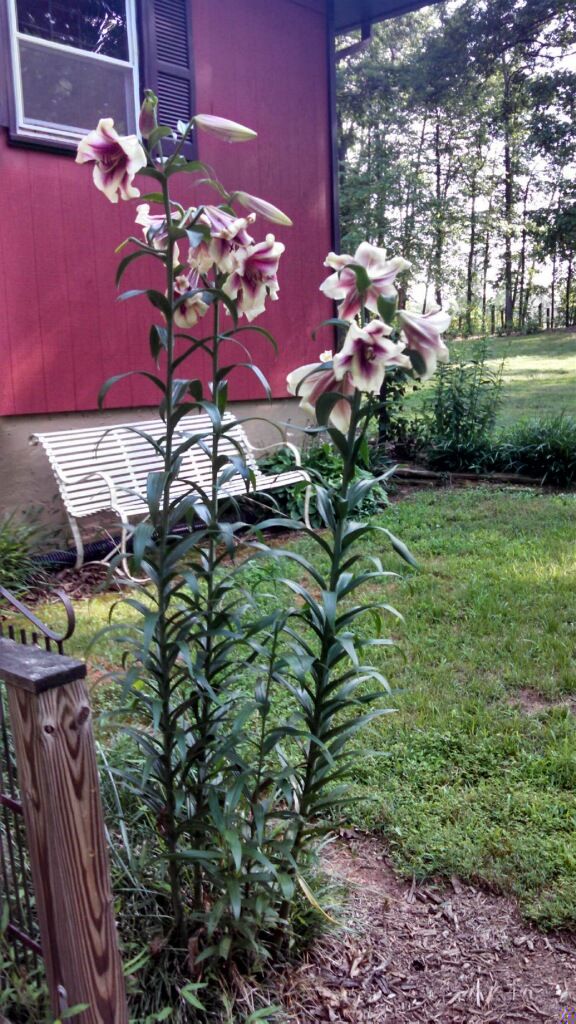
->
[[495, 413, 576, 485], [422, 339, 505, 471], [0, 512, 43, 593], [258, 439, 389, 524]]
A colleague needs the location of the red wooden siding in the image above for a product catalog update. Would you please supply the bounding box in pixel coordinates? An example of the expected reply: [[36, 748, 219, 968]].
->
[[0, 0, 333, 417]]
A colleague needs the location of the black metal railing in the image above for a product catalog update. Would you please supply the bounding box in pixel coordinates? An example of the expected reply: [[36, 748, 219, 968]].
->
[[0, 586, 76, 966]]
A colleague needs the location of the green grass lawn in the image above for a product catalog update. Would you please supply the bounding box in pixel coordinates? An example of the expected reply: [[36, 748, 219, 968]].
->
[[407, 328, 576, 427], [340, 487, 576, 930], [43, 485, 576, 930]]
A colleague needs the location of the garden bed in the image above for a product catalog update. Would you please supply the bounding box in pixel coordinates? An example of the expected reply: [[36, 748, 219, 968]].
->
[[273, 831, 576, 1023]]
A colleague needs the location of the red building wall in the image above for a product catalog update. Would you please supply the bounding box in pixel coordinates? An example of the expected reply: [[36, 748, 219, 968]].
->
[[0, 0, 333, 417]]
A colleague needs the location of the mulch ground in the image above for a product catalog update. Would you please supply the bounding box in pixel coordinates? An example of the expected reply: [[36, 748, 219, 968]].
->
[[272, 832, 576, 1024]]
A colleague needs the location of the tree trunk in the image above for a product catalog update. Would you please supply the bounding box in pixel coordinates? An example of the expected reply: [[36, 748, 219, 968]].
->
[[565, 257, 572, 328], [402, 115, 428, 264], [434, 117, 443, 307], [515, 177, 531, 332], [517, 227, 527, 331], [482, 220, 491, 332], [551, 246, 557, 328], [466, 180, 477, 335], [502, 69, 515, 333]]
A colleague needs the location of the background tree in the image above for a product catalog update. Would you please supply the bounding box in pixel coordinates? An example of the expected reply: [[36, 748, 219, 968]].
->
[[337, 0, 576, 334]]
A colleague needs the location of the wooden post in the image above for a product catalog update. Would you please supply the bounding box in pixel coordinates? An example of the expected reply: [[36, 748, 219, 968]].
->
[[0, 639, 128, 1023]]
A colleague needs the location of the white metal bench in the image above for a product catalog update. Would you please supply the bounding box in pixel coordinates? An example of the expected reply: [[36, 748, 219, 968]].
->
[[31, 413, 309, 568]]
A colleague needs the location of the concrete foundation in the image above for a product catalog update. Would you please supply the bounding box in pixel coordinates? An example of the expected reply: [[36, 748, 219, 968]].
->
[[0, 399, 308, 547]]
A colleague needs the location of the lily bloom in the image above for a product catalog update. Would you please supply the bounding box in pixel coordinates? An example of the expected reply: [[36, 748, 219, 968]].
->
[[320, 242, 410, 321], [139, 89, 158, 139], [173, 269, 209, 329], [234, 191, 293, 227], [287, 354, 355, 433], [189, 205, 256, 275], [135, 203, 169, 249], [224, 234, 285, 322], [397, 307, 451, 379], [193, 113, 257, 143], [76, 118, 147, 203], [333, 320, 411, 393]]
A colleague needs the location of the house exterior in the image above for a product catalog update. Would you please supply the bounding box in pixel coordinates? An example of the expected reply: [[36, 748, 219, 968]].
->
[[0, 0, 431, 530]]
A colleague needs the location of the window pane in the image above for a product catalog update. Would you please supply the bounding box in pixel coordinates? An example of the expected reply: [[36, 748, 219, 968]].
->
[[19, 37, 134, 134], [17, 0, 129, 60]]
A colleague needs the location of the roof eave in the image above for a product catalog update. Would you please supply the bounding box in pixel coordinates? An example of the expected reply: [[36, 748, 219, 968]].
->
[[334, 0, 436, 33]]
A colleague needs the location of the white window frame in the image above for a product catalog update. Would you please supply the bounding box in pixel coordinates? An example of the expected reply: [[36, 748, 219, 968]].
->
[[6, 0, 140, 146]]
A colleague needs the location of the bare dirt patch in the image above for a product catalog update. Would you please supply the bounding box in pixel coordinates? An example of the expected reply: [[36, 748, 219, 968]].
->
[[511, 688, 576, 717], [274, 833, 576, 1023]]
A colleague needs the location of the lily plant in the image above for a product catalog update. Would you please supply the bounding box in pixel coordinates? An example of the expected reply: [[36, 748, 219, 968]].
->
[[76, 93, 450, 986]]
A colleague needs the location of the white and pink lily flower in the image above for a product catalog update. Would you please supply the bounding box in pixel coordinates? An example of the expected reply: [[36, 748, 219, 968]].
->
[[320, 242, 410, 321], [135, 203, 169, 249], [193, 114, 257, 143], [189, 205, 256, 275], [234, 191, 292, 227], [397, 306, 451, 380], [173, 269, 209, 329], [76, 118, 147, 203], [224, 234, 285, 322], [333, 320, 411, 394], [287, 354, 355, 434]]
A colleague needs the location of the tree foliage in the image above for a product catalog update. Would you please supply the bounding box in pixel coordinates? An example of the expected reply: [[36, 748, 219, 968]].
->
[[337, 0, 576, 333]]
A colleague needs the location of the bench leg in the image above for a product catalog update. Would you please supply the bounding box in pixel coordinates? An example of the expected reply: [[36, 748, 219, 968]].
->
[[303, 484, 313, 531], [68, 515, 85, 569]]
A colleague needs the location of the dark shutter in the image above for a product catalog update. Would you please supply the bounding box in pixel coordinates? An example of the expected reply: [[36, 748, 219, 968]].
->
[[0, 1, 12, 128], [138, 0, 196, 149]]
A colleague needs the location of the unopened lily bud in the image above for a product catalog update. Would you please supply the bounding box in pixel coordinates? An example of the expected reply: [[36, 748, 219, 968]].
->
[[234, 191, 292, 226], [139, 90, 158, 139], [193, 114, 257, 143]]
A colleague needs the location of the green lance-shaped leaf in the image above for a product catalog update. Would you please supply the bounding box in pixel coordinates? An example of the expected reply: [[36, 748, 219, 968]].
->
[[315, 390, 347, 427], [146, 471, 167, 520], [149, 324, 169, 361], [146, 124, 174, 149], [343, 261, 371, 294], [118, 287, 173, 320], [379, 527, 419, 567], [377, 294, 397, 325], [408, 349, 427, 378], [312, 316, 352, 339], [98, 370, 166, 408], [115, 247, 164, 287], [132, 521, 156, 563]]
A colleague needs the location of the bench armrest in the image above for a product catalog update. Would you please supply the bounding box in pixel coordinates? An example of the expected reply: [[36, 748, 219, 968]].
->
[[250, 440, 303, 467], [53, 467, 123, 513]]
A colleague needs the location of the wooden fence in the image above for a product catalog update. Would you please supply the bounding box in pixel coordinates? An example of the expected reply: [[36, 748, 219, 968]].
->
[[0, 587, 128, 1023]]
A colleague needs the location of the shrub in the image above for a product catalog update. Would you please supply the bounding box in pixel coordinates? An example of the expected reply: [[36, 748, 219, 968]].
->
[[424, 338, 504, 449], [421, 339, 504, 472], [496, 414, 576, 486], [258, 439, 389, 524], [0, 512, 42, 593]]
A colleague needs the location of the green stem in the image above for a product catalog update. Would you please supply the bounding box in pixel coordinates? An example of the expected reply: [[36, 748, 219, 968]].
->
[[278, 389, 362, 929], [154, 165, 185, 940]]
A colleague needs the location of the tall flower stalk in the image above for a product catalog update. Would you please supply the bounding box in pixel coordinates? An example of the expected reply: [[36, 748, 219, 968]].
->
[[78, 106, 292, 953]]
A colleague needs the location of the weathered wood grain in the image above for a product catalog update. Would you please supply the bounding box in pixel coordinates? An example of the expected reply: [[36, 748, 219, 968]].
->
[[5, 673, 128, 1023], [0, 638, 86, 693]]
